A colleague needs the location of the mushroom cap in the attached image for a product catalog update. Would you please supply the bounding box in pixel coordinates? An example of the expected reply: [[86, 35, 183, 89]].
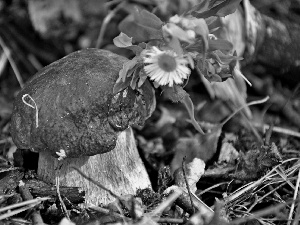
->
[[11, 49, 155, 158]]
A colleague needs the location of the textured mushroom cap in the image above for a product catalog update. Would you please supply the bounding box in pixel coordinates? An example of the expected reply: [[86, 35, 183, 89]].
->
[[11, 49, 155, 157]]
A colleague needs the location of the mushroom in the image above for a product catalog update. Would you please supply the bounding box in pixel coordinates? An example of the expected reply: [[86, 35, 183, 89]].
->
[[10, 49, 156, 205]]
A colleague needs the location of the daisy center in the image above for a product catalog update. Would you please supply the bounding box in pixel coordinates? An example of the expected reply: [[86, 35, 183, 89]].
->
[[157, 54, 177, 72]]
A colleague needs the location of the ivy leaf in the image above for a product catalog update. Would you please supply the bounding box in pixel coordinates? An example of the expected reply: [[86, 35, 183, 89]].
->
[[119, 9, 163, 43], [191, 0, 242, 19], [113, 33, 144, 55], [208, 39, 233, 51]]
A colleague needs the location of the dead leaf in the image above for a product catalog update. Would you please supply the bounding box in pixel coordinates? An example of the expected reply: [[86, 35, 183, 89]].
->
[[218, 133, 239, 163], [171, 127, 222, 174], [174, 158, 205, 193]]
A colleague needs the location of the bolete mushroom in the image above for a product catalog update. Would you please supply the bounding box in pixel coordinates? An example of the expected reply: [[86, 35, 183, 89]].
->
[[10, 49, 156, 205]]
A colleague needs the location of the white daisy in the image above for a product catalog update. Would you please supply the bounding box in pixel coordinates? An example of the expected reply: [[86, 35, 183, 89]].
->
[[142, 47, 191, 87]]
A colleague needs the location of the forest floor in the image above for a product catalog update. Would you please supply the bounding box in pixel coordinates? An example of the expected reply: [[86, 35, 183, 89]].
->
[[1, 1, 300, 225]]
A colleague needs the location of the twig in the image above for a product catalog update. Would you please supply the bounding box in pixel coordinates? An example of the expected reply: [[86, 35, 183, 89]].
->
[[225, 161, 283, 204], [0, 36, 24, 88], [56, 164, 70, 220], [264, 123, 274, 145], [0, 204, 37, 220], [252, 123, 300, 138], [71, 166, 122, 200], [0, 197, 50, 213], [19, 181, 44, 225], [288, 169, 300, 225], [157, 217, 185, 224], [292, 196, 300, 225], [95, 2, 125, 48], [89, 205, 130, 221], [231, 199, 295, 225], [220, 96, 270, 127], [89, 205, 185, 224], [246, 182, 286, 213], [0, 197, 50, 220], [198, 182, 229, 196], [182, 157, 195, 214], [104, 0, 123, 8], [275, 166, 296, 190], [150, 189, 182, 217]]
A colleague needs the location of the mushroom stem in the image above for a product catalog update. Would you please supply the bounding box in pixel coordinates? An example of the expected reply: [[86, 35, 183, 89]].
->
[[37, 127, 151, 206]]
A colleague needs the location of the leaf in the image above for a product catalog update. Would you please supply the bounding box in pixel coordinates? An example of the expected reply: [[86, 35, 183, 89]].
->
[[191, 0, 242, 19], [138, 69, 148, 87], [181, 95, 205, 134], [113, 76, 131, 94], [113, 32, 133, 47], [186, 53, 195, 69], [119, 9, 163, 43], [113, 33, 144, 55], [163, 23, 194, 44], [139, 79, 156, 120], [135, 10, 163, 30], [185, 39, 204, 52], [117, 57, 138, 83], [164, 85, 204, 134], [186, 0, 210, 15], [193, 19, 209, 52], [208, 74, 223, 82], [209, 50, 242, 65], [205, 16, 218, 26], [167, 37, 184, 56], [173, 158, 205, 192], [130, 67, 141, 90], [163, 85, 188, 103], [208, 39, 233, 51]]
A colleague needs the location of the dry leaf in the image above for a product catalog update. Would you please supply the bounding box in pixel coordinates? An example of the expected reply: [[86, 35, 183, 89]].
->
[[171, 127, 222, 174], [174, 158, 205, 193]]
